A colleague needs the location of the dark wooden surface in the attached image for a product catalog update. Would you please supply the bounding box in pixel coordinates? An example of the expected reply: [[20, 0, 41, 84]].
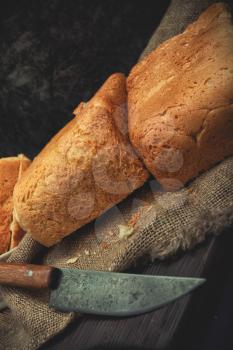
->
[[39, 228, 233, 350]]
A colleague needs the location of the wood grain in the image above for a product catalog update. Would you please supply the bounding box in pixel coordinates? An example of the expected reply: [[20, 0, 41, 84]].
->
[[0, 263, 55, 289]]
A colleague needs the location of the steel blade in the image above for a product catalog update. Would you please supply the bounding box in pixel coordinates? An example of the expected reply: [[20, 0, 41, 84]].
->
[[50, 269, 205, 316]]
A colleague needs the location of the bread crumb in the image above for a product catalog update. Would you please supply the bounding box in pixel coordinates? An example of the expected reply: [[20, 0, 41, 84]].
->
[[101, 241, 109, 249], [67, 257, 78, 264], [84, 250, 90, 255], [127, 211, 141, 227], [118, 225, 134, 240], [145, 205, 153, 212]]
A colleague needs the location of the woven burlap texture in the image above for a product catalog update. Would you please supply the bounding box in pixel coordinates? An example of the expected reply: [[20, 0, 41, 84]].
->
[[1, 1, 233, 349]]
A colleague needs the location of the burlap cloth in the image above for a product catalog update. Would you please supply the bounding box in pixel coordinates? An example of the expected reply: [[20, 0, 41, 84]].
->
[[1, 1, 233, 349]]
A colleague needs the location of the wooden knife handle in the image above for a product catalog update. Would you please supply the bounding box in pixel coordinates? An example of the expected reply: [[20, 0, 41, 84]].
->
[[0, 263, 56, 289]]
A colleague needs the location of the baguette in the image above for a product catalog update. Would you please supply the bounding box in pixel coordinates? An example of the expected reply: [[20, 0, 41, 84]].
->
[[13, 73, 149, 247], [127, 3, 233, 190]]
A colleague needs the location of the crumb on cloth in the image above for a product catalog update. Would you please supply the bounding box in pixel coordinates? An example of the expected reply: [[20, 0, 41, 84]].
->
[[118, 225, 134, 240]]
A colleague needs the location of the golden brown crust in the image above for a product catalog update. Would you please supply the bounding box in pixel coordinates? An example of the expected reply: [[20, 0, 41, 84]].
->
[[127, 3, 233, 190], [13, 73, 149, 247], [0, 155, 31, 253]]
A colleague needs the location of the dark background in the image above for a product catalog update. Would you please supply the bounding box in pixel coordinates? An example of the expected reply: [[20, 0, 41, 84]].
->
[[0, 1, 233, 349], [0, 0, 169, 159]]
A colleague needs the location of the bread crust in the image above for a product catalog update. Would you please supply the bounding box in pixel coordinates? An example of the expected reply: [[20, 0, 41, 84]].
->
[[13, 73, 149, 247], [127, 3, 233, 190], [0, 155, 30, 253]]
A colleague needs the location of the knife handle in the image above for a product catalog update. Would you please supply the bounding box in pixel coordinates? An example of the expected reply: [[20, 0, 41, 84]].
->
[[0, 263, 57, 289]]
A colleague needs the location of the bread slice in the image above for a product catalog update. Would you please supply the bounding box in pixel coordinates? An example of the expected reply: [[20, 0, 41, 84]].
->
[[13, 73, 149, 247], [0, 155, 31, 254], [127, 3, 233, 190]]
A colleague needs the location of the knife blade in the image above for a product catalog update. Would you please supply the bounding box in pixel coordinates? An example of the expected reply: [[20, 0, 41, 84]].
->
[[50, 269, 205, 316], [0, 263, 205, 316]]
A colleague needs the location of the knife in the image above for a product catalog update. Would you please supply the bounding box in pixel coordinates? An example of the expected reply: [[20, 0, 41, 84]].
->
[[0, 263, 205, 316]]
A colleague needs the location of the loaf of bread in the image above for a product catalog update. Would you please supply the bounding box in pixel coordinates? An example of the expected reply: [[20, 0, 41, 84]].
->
[[0, 155, 31, 254], [127, 3, 233, 190], [13, 73, 149, 247]]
